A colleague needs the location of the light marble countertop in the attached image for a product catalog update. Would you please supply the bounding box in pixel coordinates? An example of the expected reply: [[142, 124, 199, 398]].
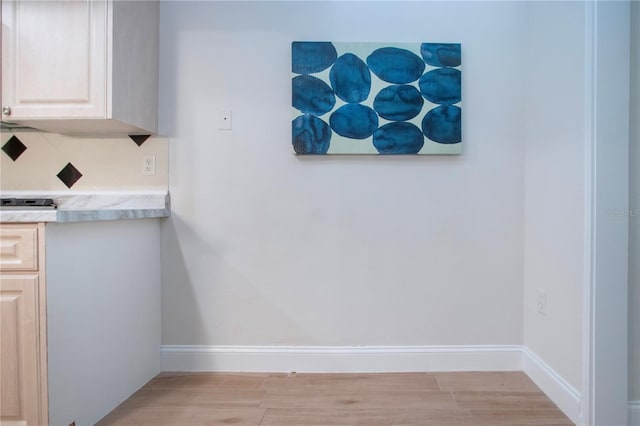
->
[[0, 191, 170, 223]]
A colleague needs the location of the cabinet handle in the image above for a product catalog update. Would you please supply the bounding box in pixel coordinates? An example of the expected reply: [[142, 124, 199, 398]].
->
[[2, 106, 11, 116]]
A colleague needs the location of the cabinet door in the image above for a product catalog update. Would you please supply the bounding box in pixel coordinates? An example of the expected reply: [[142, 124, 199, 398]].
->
[[0, 276, 46, 426], [1, 0, 107, 119], [0, 227, 38, 271]]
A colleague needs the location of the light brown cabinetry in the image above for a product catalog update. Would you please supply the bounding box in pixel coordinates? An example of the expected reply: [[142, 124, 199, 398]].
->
[[0, 224, 47, 426]]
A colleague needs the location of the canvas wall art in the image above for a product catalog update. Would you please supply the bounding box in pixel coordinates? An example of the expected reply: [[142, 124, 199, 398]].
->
[[291, 42, 462, 155]]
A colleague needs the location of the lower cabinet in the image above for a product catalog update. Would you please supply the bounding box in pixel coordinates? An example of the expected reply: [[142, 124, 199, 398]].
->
[[0, 224, 47, 426]]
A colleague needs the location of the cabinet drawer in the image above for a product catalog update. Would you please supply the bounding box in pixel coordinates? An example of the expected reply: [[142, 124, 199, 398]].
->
[[0, 226, 38, 271]]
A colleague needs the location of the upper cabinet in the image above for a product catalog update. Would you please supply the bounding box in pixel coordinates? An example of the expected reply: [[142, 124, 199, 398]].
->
[[1, 0, 159, 135]]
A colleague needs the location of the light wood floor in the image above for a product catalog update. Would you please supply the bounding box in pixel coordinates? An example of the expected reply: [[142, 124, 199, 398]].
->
[[96, 371, 574, 426]]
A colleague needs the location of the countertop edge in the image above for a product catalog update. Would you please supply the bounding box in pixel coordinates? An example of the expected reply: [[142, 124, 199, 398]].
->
[[0, 192, 171, 223], [0, 210, 59, 223], [56, 208, 170, 223]]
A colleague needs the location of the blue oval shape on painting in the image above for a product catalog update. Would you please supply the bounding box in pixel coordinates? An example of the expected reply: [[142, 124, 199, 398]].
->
[[329, 104, 379, 139], [422, 105, 461, 144], [373, 85, 424, 121], [329, 53, 371, 103], [420, 43, 461, 67], [292, 75, 336, 115], [292, 114, 332, 154], [419, 68, 461, 105], [366, 47, 425, 84], [373, 122, 424, 154], [292, 42, 338, 74]]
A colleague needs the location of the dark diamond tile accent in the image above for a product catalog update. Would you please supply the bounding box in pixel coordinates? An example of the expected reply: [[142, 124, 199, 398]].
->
[[2, 135, 27, 161], [129, 134, 151, 146], [57, 163, 83, 188]]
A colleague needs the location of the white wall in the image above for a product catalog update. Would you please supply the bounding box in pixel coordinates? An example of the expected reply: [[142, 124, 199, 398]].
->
[[630, 0, 640, 406], [522, 1, 586, 393], [46, 219, 162, 426], [158, 1, 526, 348]]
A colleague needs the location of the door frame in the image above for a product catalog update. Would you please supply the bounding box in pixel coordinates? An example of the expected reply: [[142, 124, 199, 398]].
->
[[582, 1, 631, 424]]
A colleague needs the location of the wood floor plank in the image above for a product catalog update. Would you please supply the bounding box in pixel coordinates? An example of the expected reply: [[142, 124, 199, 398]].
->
[[261, 372, 440, 392], [436, 372, 541, 392], [453, 391, 558, 410], [260, 389, 458, 410], [96, 407, 266, 426], [95, 372, 575, 426], [471, 409, 574, 425], [116, 387, 265, 410], [147, 372, 267, 390], [260, 408, 475, 426]]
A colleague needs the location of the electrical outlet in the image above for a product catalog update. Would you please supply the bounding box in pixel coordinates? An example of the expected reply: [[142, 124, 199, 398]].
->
[[537, 289, 547, 315], [142, 155, 156, 176]]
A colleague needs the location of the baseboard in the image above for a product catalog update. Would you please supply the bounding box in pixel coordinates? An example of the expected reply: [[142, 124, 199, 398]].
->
[[160, 344, 522, 373], [160, 344, 586, 424], [630, 401, 640, 426], [521, 347, 581, 425]]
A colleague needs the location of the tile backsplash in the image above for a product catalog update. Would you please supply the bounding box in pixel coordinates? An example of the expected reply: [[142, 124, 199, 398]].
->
[[0, 130, 168, 191]]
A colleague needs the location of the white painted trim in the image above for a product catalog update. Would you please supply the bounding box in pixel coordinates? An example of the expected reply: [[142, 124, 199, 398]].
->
[[629, 401, 640, 426], [581, 2, 596, 424], [589, 2, 631, 425], [522, 347, 581, 425], [160, 344, 522, 373], [161, 344, 590, 423]]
